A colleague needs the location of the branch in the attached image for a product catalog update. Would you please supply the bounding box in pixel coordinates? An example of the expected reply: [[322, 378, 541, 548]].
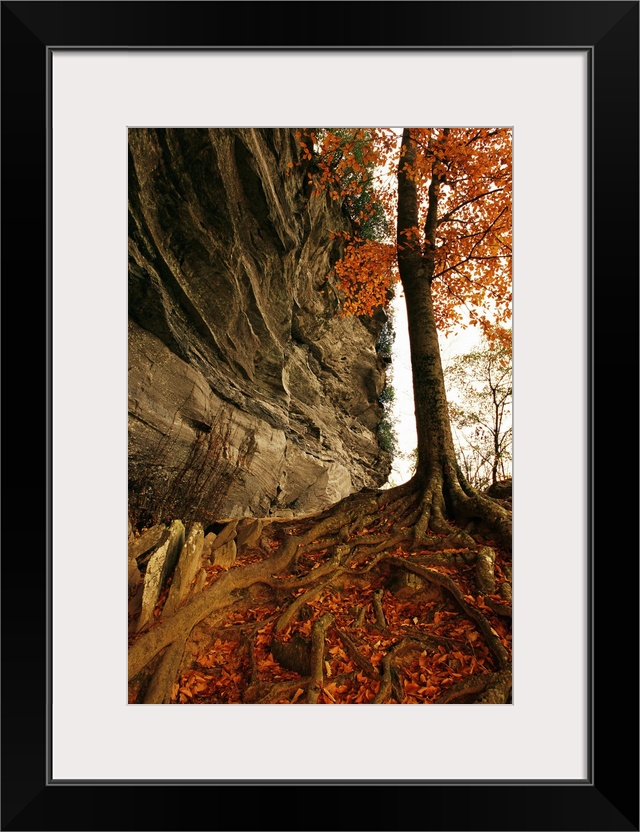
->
[[437, 188, 505, 226]]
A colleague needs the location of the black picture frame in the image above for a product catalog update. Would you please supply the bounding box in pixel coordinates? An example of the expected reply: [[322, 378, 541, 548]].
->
[[2, 2, 638, 830]]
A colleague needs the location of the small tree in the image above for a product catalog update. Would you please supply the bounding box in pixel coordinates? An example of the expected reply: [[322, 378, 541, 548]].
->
[[444, 338, 512, 490]]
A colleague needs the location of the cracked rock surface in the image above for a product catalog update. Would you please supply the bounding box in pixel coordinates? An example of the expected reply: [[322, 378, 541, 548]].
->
[[129, 128, 391, 517]]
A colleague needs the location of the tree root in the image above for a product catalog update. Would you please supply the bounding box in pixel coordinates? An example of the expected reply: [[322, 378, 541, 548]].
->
[[476, 668, 512, 703], [434, 669, 511, 703], [255, 678, 309, 704], [388, 556, 509, 669], [129, 481, 512, 704], [372, 589, 388, 630], [373, 638, 427, 703], [307, 613, 334, 703], [334, 628, 380, 679], [373, 652, 395, 703], [142, 638, 189, 704], [274, 571, 340, 634], [486, 597, 512, 618], [414, 475, 512, 550]]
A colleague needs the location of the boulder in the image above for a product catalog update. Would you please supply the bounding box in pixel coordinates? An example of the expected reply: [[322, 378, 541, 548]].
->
[[136, 520, 185, 632], [210, 520, 238, 551], [162, 522, 205, 617], [213, 540, 237, 570], [202, 532, 218, 562], [485, 478, 512, 501], [236, 518, 267, 549], [128, 524, 167, 562]]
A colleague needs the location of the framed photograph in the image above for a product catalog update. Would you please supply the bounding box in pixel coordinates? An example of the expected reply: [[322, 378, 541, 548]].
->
[[3, 2, 637, 830]]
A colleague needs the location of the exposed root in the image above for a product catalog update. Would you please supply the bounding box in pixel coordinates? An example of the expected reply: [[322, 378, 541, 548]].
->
[[475, 546, 497, 595], [143, 637, 189, 704], [274, 574, 338, 635], [334, 628, 380, 679], [388, 556, 509, 669], [476, 668, 512, 703], [372, 589, 388, 630], [307, 613, 334, 703], [486, 597, 512, 618], [373, 638, 430, 703], [413, 467, 512, 550], [256, 678, 310, 704], [129, 480, 512, 705], [372, 651, 394, 703]]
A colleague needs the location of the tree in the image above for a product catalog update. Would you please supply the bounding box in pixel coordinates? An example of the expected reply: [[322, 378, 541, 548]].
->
[[444, 339, 512, 490], [395, 128, 511, 543], [307, 127, 512, 544]]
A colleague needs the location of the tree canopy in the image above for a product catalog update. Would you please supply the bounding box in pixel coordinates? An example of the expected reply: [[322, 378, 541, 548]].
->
[[298, 127, 512, 344]]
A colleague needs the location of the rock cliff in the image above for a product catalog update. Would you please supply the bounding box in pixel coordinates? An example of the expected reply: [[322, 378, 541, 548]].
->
[[128, 128, 391, 522]]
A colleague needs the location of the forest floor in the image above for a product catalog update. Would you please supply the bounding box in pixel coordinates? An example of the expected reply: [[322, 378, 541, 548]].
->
[[128, 485, 512, 705]]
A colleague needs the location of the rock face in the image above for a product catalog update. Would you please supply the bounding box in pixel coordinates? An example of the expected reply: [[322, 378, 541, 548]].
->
[[137, 520, 185, 632], [129, 128, 391, 520]]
